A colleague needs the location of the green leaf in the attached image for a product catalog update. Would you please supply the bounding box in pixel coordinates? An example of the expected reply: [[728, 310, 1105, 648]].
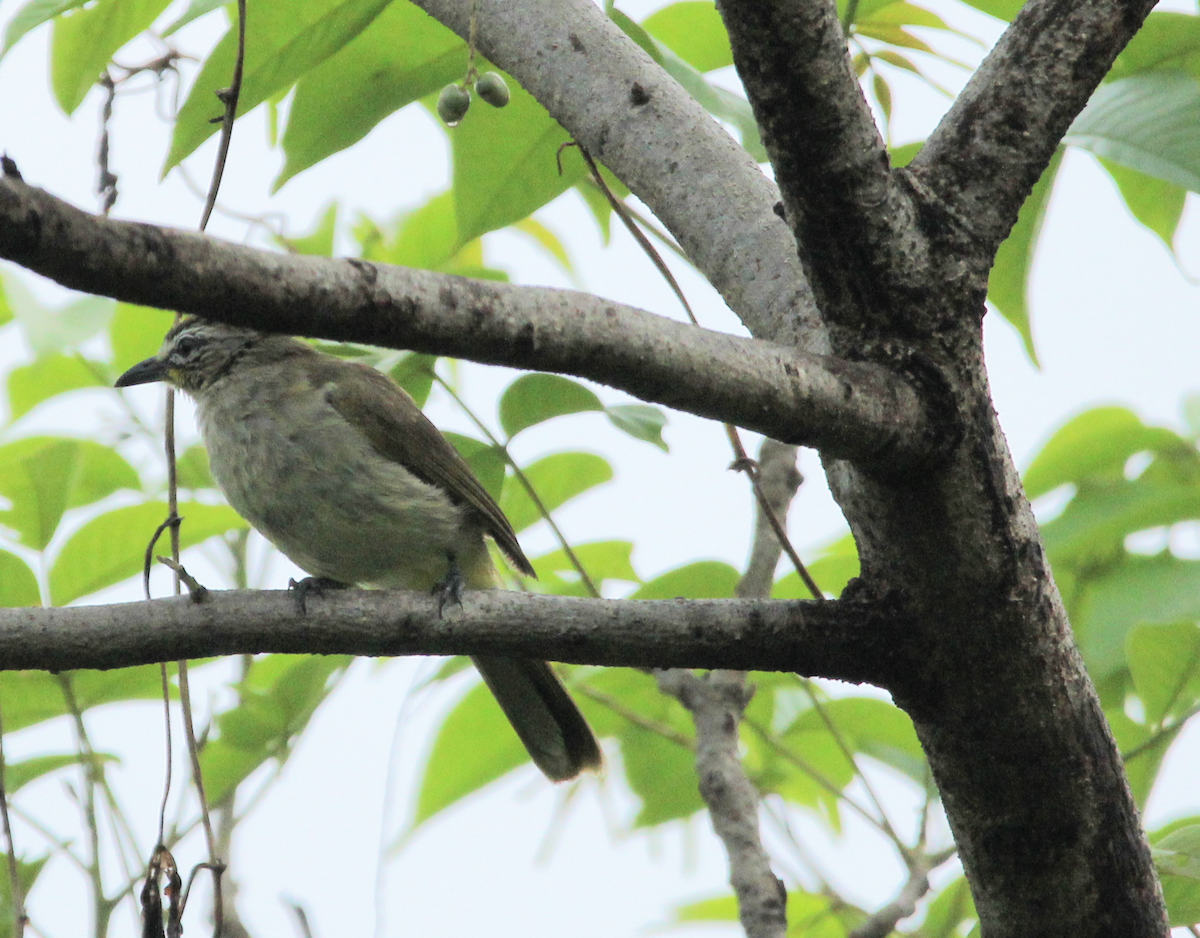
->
[[109, 303, 174, 375], [574, 669, 701, 827], [359, 191, 465, 271], [0, 854, 48, 931], [0, 550, 39, 606], [1127, 621, 1200, 725], [166, 0, 393, 172], [890, 140, 924, 167], [853, 23, 936, 53], [1154, 823, 1200, 925], [201, 654, 350, 803], [4, 274, 114, 357], [0, 665, 176, 733], [775, 532, 859, 599], [0, 437, 140, 549], [783, 696, 927, 784], [498, 374, 602, 438], [1, 0, 87, 59], [1023, 406, 1188, 500], [1099, 158, 1186, 249], [388, 353, 438, 408], [451, 74, 589, 246], [605, 404, 668, 451], [623, 720, 703, 825], [1041, 474, 1200, 566], [498, 452, 613, 533], [50, 0, 171, 114], [955, 0, 1026, 21], [412, 677, 531, 828], [160, 0, 225, 37], [1073, 555, 1200, 682], [641, 2, 732, 72], [176, 444, 215, 490], [277, 202, 338, 256], [630, 561, 740, 599], [860, 1, 952, 29], [529, 540, 639, 596], [7, 354, 104, 421], [5, 753, 116, 793], [511, 217, 573, 275], [49, 500, 246, 604], [988, 147, 1062, 366], [914, 877, 976, 938], [674, 889, 856, 933], [276, 1, 463, 188], [1066, 72, 1200, 194], [442, 433, 506, 503], [1108, 13, 1200, 85]]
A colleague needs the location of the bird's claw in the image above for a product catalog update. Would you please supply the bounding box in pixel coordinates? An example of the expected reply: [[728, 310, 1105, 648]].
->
[[289, 576, 349, 614], [434, 557, 465, 617]]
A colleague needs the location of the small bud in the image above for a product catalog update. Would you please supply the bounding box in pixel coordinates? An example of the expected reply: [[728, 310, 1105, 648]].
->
[[437, 83, 471, 126], [474, 72, 510, 108]]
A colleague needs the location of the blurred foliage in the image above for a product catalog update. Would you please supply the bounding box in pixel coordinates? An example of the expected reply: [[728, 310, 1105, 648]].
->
[[0, 0, 1196, 934]]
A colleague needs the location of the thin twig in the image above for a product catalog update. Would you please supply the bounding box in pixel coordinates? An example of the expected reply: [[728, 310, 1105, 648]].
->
[[156, 558, 209, 602], [1123, 702, 1200, 762], [156, 665, 173, 848], [197, 0, 247, 233], [57, 675, 117, 936], [0, 703, 26, 938], [97, 73, 118, 215], [573, 684, 694, 748], [736, 439, 802, 600], [846, 863, 931, 938]]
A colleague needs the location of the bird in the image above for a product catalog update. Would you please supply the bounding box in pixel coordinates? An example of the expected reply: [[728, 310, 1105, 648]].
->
[[116, 316, 602, 782]]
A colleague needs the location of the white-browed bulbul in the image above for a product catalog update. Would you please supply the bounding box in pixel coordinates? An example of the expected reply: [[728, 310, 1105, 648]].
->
[[116, 316, 602, 782]]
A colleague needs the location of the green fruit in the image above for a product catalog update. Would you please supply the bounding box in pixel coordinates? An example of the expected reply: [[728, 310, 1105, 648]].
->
[[475, 72, 510, 108], [437, 83, 471, 125]]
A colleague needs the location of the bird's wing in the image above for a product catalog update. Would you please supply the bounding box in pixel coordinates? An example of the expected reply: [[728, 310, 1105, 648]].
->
[[315, 356, 535, 578]]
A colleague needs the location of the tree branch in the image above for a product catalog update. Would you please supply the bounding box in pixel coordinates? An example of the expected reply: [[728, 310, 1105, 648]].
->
[[846, 866, 930, 938], [0, 177, 939, 467], [0, 591, 901, 683], [409, 0, 823, 351], [716, 0, 925, 323], [913, 0, 1157, 254], [736, 439, 801, 600], [658, 670, 787, 938]]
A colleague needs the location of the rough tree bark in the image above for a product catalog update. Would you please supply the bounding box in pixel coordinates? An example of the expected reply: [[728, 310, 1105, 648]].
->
[[0, 0, 1170, 933]]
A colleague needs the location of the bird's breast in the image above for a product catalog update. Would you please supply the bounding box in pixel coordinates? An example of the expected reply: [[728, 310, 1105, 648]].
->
[[193, 378, 485, 589]]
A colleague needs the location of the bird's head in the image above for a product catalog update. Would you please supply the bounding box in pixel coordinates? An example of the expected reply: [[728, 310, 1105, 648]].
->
[[115, 317, 273, 395]]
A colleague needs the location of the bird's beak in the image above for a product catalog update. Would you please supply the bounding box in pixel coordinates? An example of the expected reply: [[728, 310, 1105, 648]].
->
[[115, 356, 170, 388]]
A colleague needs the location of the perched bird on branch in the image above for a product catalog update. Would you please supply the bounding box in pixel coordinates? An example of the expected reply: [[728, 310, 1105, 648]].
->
[[117, 316, 602, 782]]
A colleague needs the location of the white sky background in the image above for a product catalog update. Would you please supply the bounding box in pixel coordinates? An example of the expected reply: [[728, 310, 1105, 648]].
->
[[0, 0, 1199, 936]]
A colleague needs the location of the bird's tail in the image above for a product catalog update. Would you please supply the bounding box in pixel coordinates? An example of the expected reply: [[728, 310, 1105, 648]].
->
[[472, 656, 603, 781]]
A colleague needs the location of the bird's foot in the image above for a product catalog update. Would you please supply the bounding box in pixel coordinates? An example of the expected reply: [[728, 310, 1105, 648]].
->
[[289, 576, 349, 614], [433, 557, 465, 617]]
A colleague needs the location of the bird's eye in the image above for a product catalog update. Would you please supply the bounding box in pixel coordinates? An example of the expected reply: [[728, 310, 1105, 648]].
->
[[173, 335, 201, 358]]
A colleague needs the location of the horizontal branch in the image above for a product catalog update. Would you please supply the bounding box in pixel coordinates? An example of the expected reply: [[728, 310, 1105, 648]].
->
[[0, 177, 939, 466], [914, 0, 1156, 253], [0, 590, 898, 684]]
